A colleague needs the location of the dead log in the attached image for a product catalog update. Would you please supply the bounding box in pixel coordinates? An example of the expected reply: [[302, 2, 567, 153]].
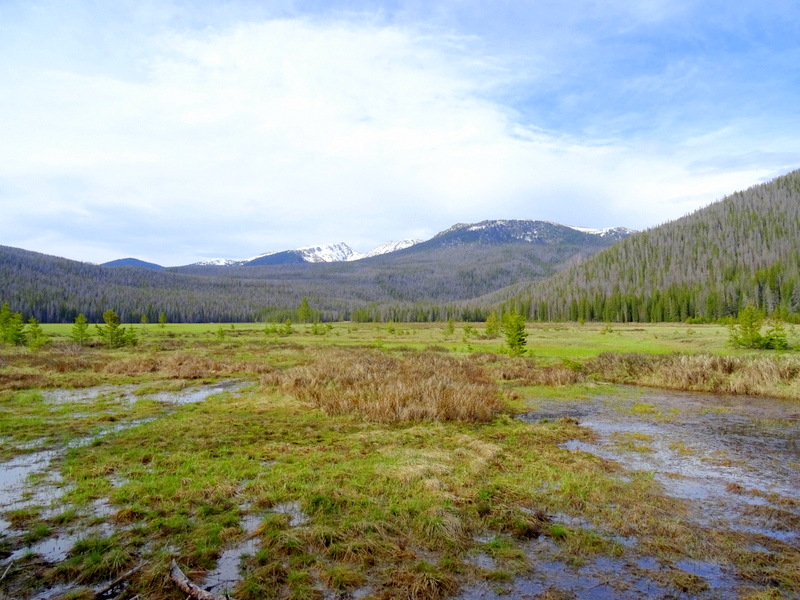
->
[[169, 560, 232, 600], [94, 561, 147, 599]]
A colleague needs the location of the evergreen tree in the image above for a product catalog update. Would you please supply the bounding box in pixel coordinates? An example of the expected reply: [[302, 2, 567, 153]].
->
[[26, 317, 48, 349], [729, 305, 764, 349], [485, 313, 500, 337], [297, 297, 312, 323], [158, 312, 167, 328], [0, 302, 25, 345], [763, 319, 789, 350], [97, 309, 126, 348], [445, 318, 455, 336], [502, 312, 528, 356], [71, 313, 91, 345]]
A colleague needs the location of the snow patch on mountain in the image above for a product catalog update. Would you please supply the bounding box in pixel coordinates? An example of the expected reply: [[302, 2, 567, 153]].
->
[[566, 225, 637, 237], [194, 258, 247, 266], [364, 239, 423, 258], [295, 243, 363, 263]]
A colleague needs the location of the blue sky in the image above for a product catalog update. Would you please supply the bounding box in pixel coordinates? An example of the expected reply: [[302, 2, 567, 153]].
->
[[1, 0, 798, 265]]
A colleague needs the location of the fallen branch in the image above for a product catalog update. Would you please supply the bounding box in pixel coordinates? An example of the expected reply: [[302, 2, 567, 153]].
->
[[94, 561, 147, 599], [0, 560, 13, 582], [169, 560, 232, 600]]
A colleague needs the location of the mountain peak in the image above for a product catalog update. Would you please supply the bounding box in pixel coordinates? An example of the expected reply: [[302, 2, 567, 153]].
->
[[432, 219, 636, 246]]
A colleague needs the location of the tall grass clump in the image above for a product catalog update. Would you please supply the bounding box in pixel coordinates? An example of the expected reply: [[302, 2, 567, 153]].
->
[[586, 352, 800, 399], [265, 349, 505, 422]]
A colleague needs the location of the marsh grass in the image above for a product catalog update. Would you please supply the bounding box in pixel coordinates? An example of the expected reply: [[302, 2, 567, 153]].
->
[[587, 352, 800, 399], [265, 348, 505, 422], [2, 325, 799, 598]]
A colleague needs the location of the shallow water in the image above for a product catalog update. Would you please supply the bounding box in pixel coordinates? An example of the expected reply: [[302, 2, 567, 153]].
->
[[0, 379, 250, 591], [202, 502, 312, 594], [534, 389, 800, 545], [487, 387, 800, 599]]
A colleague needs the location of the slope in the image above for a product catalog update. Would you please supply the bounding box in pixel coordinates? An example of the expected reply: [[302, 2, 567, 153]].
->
[[510, 169, 800, 322]]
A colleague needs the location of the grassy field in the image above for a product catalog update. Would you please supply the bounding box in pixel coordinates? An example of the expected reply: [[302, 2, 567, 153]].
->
[[34, 320, 772, 357], [1, 322, 798, 599]]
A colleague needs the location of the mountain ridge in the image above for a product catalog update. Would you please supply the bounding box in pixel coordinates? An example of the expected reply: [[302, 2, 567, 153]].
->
[[0, 218, 633, 323], [101, 222, 633, 269]]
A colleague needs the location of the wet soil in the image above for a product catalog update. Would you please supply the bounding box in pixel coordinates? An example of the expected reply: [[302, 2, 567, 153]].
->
[[0, 380, 248, 598], [3, 383, 798, 599], [456, 387, 800, 600]]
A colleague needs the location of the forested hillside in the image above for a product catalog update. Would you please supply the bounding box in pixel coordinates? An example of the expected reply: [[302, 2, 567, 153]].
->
[[0, 221, 627, 323], [510, 169, 800, 322]]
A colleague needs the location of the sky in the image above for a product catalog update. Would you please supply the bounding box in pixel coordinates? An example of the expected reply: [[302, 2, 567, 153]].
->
[[1, 1, 799, 266]]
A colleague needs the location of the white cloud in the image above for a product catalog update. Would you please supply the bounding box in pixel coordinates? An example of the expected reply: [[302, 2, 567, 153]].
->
[[0, 8, 797, 265]]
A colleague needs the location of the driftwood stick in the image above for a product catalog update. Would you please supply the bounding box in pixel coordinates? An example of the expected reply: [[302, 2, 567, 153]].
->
[[169, 560, 232, 600], [94, 561, 147, 599], [0, 560, 13, 582]]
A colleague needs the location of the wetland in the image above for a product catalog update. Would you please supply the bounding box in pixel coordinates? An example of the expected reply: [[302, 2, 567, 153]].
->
[[1, 322, 798, 599]]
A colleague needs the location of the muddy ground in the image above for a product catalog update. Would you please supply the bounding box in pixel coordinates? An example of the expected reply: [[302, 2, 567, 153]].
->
[[1, 383, 798, 599]]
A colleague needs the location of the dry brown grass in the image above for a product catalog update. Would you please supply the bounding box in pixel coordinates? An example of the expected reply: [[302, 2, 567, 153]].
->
[[264, 348, 506, 422], [482, 356, 585, 386], [381, 561, 458, 600], [586, 352, 800, 399]]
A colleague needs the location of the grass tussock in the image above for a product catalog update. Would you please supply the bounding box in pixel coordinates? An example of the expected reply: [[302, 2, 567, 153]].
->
[[265, 349, 506, 422], [586, 352, 800, 399], [489, 357, 585, 386]]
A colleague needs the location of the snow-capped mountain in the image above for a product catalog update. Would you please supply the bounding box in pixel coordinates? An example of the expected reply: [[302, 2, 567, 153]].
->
[[184, 222, 631, 267], [364, 239, 424, 258], [428, 220, 636, 247], [191, 240, 425, 266], [565, 225, 637, 239], [295, 243, 363, 263], [193, 258, 246, 266]]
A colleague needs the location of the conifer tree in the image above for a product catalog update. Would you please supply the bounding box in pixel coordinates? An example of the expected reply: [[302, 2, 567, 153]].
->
[[502, 312, 528, 356], [485, 313, 500, 337], [72, 313, 91, 345], [97, 309, 126, 348], [26, 317, 48, 349], [297, 297, 312, 323], [0, 302, 25, 345]]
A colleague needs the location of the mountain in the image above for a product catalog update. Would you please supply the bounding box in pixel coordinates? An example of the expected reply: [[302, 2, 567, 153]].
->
[[0, 219, 633, 323], [506, 169, 800, 322], [193, 258, 244, 266], [246, 243, 362, 266], [192, 240, 425, 267], [102, 258, 164, 270], [415, 220, 633, 250], [364, 239, 424, 258]]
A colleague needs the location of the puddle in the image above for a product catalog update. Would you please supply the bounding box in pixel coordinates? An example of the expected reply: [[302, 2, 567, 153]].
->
[[458, 540, 737, 600], [202, 508, 264, 594], [139, 379, 249, 405], [522, 388, 800, 545], [508, 388, 800, 598], [271, 501, 310, 527], [41, 384, 140, 405], [1, 381, 248, 516], [39, 380, 248, 407], [31, 583, 77, 600], [203, 536, 260, 594], [0, 378, 250, 599], [8, 522, 116, 563], [201, 502, 311, 594]]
